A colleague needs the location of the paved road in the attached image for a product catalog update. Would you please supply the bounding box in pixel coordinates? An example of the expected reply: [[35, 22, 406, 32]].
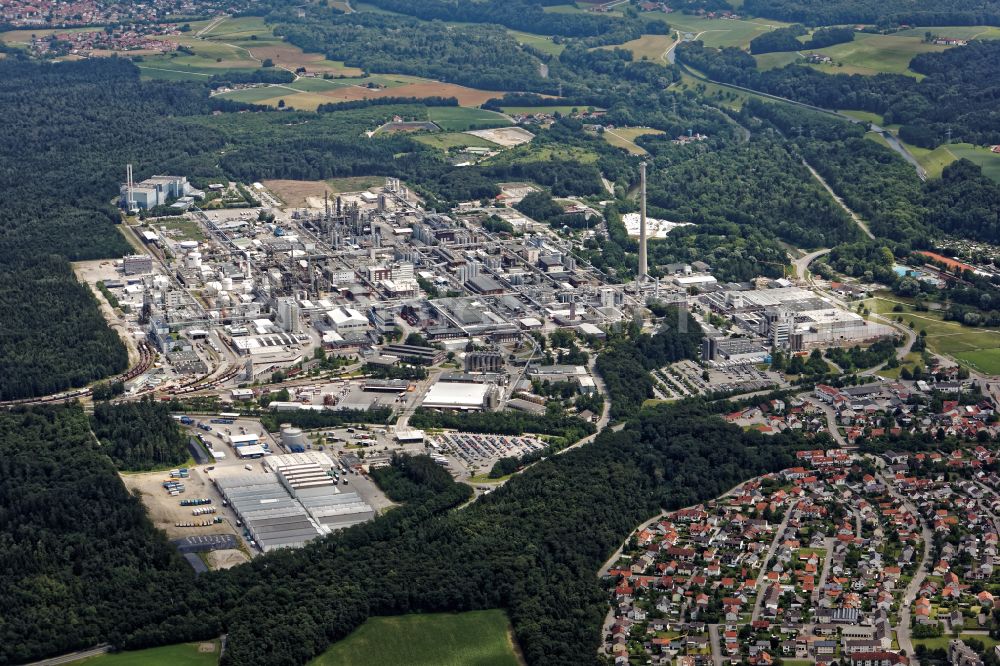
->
[[812, 536, 836, 606], [802, 396, 847, 447], [882, 469, 932, 664], [751, 507, 793, 622], [26, 645, 110, 666], [707, 623, 724, 666]]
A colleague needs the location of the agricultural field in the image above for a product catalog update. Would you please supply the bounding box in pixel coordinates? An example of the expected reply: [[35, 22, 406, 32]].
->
[[310, 610, 521, 666], [602, 127, 665, 155], [219, 79, 506, 111], [543, 3, 595, 14], [508, 30, 565, 57], [864, 296, 1000, 374], [646, 13, 793, 49], [428, 106, 512, 131], [914, 633, 1000, 652], [75, 641, 220, 665], [601, 34, 674, 62], [414, 132, 501, 151], [806, 32, 951, 77]]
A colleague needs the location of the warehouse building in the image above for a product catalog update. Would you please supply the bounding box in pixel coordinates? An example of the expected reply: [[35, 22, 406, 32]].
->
[[214, 475, 320, 552], [422, 381, 499, 411], [381, 343, 445, 366]]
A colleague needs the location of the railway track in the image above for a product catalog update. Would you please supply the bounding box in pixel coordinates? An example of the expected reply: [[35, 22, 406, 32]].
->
[[0, 341, 156, 408]]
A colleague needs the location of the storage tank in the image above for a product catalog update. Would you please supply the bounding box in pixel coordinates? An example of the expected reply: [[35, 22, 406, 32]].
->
[[221, 277, 234, 292], [205, 281, 222, 296], [179, 240, 199, 251], [280, 424, 308, 451]]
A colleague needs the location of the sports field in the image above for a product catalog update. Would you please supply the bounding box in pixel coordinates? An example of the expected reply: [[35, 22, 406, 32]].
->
[[864, 296, 1000, 375], [428, 106, 512, 131], [310, 610, 521, 666], [75, 641, 220, 665]]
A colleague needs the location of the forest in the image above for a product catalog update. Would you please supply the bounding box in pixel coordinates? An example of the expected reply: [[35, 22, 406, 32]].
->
[[0, 58, 229, 399], [90, 399, 191, 471], [0, 405, 197, 664], [0, 398, 803, 666], [596, 309, 705, 419], [677, 39, 1000, 149], [646, 139, 859, 249], [743, 99, 1000, 250], [273, 10, 552, 93], [743, 0, 1000, 26]]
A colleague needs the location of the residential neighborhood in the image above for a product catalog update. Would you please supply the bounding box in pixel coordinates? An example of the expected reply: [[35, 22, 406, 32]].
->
[[601, 410, 1000, 666]]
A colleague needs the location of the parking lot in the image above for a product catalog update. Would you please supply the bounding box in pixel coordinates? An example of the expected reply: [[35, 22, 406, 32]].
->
[[654, 360, 782, 399], [432, 432, 546, 475]]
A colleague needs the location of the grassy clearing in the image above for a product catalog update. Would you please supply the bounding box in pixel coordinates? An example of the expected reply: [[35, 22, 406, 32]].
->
[[806, 32, 950, 77], [897, 25, 1000, 41], [839, 110, 884, 125], [903, 142, 958, 179], [602, 127, 665, 155], [310, 610, 521, 666], [864, 296, 1000, 372], [414, 132, 501, 150], [601, 34, 674, 62], [646, 13, 792, 49], [543, 3, 590, 14], [672, 70, 762, 110], [508, 30, 565, 57], [915, 633, 1000, 651], [149, 217, 206, 242], [488, 144, 598, 166], [948, 144, 1000, 184], [327, 176, 388, 193], [76, 641, 220, 665], [754, 51, 802, 70], [428, 106, 512, 131], [216, 86, 290, 103]]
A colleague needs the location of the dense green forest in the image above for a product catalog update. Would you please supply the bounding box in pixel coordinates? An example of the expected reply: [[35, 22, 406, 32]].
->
[[90, 400, 190, 471], [0, 398, 802, 665], [743, 0, 1000, 26], [273, 11, 552, 93], [596, 309, 705, 419], [0, 405, 196, 663], [744, 99, 1000, 248], [0, 57, 226, 399], [646, 139, 858, 248], [677, 39, 1000, 148]]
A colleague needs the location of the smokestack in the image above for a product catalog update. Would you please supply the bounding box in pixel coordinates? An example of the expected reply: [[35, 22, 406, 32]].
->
[[638, 161, 648, 282]]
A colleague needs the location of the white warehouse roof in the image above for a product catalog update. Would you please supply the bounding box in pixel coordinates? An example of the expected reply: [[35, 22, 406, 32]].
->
[[422, 382, 491, 410], [327, 307, 367, 326]]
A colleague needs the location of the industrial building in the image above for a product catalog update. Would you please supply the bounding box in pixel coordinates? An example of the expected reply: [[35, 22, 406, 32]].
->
[[120, 174, 202, 211], [214, 474, 320, 552], [122, 254, 153, 276], [702, 336, 770, 363], [381, 343, 445, 366], [702, 286, 894, 351], [422, 381, 499, 411], [465, 350, 504, 373]]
